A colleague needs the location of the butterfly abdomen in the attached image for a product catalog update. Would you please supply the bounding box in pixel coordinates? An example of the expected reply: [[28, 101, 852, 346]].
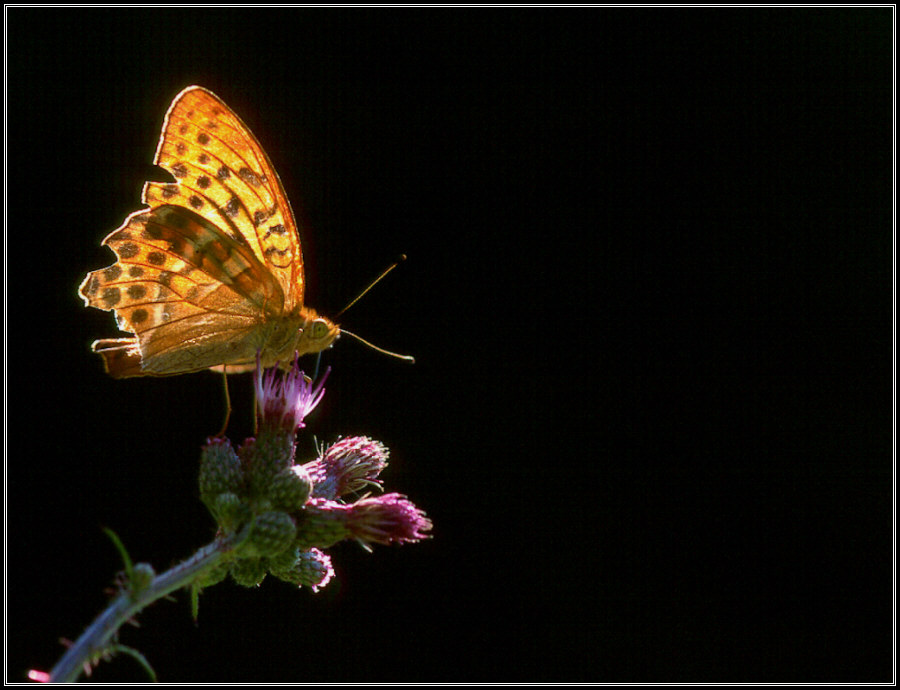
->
[[91, 338, 147, 378]]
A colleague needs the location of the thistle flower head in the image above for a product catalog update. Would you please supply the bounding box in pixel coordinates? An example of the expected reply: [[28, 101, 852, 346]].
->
[[347, 493, 433, 547], [195, 355, 430, 600], [297, 493, 432, 550], [254, 353, 329, 433], [303, 436, 389, 499]]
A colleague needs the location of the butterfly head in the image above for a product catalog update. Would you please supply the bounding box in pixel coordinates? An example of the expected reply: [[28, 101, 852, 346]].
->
[[298, 311, 341, 355]]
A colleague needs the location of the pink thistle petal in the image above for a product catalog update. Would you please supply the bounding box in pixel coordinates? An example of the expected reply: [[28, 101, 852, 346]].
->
[[286, 363, 329, 429], [253, 353, 329, 432], [303, 436, 389, 499], [346, 493, 433, 546]]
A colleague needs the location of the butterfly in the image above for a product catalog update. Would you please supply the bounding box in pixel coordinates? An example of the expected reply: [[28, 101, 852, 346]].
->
[[79, 86, 341, 377]]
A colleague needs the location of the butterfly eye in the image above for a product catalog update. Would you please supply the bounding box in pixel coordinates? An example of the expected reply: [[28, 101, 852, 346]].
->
[[310, 319, 330, 340]]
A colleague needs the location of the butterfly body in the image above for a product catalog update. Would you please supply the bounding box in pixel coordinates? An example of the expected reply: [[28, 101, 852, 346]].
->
[[79, 86, 339, 377], [89, 309, 337, 378]]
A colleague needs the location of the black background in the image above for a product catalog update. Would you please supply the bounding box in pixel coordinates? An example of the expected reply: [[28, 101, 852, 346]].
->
[[7, 7, 893, 683]]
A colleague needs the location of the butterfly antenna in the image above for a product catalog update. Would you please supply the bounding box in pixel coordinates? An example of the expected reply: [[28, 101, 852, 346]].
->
[[335, 254, 407, 318], [334, 254, 415, 363], [341, 328, 416, 364]]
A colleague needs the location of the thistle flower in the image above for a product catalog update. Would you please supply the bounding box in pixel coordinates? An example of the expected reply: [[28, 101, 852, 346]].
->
[[255, 354, 329, 433], [197, 357, 429, 601], [346, 493, 433, 546], [296, 494, 432, 550], [303, 436, 389, 500], [245, 359, 330, 490]]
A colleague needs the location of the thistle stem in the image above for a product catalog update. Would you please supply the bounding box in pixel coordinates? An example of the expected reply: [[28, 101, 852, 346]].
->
[[48, 527, 249, 683]]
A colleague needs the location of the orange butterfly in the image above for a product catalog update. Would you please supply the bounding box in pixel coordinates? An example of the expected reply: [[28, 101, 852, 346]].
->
[[79, 86, 341, 377]]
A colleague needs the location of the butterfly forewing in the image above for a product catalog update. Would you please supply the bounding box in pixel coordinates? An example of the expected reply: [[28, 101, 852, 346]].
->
[[151, 87, 305, 308]]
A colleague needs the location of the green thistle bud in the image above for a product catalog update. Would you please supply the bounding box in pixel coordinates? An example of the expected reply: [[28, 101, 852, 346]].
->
[[199, 438, 244, 511], [242, 433, 296, 497], [196, 560, 230, 589], [213, 492, 250, 531], [129, 562, 155, 594], [243, 511, 297, 558], [270, 548, 335, 591], [294, 498, 351, 550], [267, 466, 313, 512], [230, 557, 267, 588], [266, 545, 300, 578]]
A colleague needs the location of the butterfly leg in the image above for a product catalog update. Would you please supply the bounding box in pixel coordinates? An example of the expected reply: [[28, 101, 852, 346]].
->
[[215, 366, 233, 438], [312, 351, 323, 380], [252, 373, 259, 436]]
